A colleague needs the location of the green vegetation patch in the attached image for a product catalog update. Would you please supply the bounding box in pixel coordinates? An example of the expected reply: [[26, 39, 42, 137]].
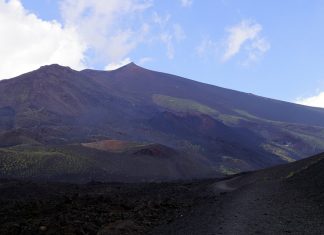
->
[[262, 144, 295, 163], [219, 156, 252, 175], [153, 94, 246, 126], [152, 94, 218, 116], [285, 129, 324, 150], [0, 146, 92, 178]]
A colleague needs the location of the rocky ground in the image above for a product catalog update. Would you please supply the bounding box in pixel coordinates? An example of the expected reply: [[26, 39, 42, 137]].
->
[[2, 153, 324, 235], [153, 178, 324, 234], [0, 178, 218, 235]]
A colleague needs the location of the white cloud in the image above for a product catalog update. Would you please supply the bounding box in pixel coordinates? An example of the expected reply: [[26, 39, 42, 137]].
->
[[196, 37, 218, 58], [296, 92, 324, 108], [242, 36, 270, 66], [153, 11, 170, 27], [180, 0, 193, 7], [173, 24, 186, 41], [159, 24, 186, 59], [60, 0, 152, 64], [105, 57, 131, 70], [160, 33, 174, 59], [138, 57, 153, 65], [153, 12, 186, 59], [222, 20, 270, 63], [0, 0, 86, 79]]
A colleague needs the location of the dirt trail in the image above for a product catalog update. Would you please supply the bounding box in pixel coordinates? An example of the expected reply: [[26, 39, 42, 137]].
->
[[151, 176, 246, 235], [213, 176, 241, 192]]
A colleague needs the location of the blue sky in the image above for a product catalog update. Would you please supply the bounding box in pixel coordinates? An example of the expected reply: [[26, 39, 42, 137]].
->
[[1, 0, 324, 107]]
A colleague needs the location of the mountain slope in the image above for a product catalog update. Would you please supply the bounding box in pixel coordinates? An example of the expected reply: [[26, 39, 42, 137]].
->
[[1, 63, 324, 180], [82, 62, 324, 126]]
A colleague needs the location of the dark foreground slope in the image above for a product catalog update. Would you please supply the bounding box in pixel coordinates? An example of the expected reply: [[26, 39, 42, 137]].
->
[[2, 63, 324, 179], [1, 153, 324, 235], [153, 152, 324, 234], [0, 179, 217, 235]]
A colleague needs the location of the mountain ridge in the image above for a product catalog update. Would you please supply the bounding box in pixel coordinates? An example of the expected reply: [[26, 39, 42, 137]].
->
[[3, 62, 324, 115]]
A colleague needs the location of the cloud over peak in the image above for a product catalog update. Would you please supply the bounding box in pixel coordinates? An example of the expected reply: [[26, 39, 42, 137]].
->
[[0, 0, 86, 79], [0, 0, 189, 79], [105, 57, 132, 70], [60, 0, 152, 63]]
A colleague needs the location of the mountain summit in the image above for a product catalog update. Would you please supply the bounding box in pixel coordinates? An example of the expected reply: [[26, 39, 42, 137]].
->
[[120, 62, 142, 69], [1, 64, 324, 181]]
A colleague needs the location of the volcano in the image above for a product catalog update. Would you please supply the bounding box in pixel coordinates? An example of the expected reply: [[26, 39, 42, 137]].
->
[[1, 63, 324, 181]]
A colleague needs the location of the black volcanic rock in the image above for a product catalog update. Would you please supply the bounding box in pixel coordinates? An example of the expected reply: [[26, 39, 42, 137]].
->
[[2, 153, 324, 234]]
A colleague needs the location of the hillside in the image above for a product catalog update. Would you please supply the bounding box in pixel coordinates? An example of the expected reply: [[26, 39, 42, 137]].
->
[[1, 63, 324, 180], [0, 143, 216, 183]]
